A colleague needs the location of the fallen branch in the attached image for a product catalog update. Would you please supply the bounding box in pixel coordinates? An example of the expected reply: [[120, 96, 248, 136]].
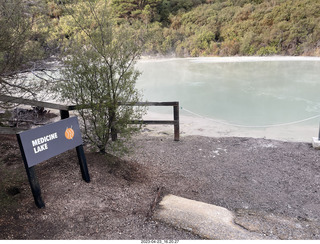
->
[[146, 186, 165, 220]]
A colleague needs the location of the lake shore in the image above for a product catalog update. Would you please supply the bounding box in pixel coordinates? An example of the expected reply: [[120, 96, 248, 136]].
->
[[139, 55, 320, 62], [142, 110, 319, 143], [136, 56, 320, 143]]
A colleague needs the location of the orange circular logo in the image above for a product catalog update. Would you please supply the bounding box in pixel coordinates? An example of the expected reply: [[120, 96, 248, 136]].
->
[[65, 127, 75, 140]]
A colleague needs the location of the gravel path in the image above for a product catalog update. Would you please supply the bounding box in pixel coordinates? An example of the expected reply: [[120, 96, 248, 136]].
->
[[1, 132, 320, 239], [125, 134, 320, 239]]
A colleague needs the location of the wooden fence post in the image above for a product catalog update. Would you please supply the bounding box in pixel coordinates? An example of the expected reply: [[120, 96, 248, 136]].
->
[[60, 110, 70, 120], [174, 102, 180, 141]]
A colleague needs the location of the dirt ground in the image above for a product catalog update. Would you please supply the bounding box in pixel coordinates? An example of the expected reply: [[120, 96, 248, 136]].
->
[[1, 131, 320, 240]]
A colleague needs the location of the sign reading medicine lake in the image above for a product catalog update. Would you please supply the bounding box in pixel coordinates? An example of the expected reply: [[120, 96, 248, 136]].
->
[[18, 117, 83, 167]]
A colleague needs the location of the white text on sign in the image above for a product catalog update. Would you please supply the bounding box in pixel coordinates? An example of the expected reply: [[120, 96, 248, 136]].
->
[[32, 132, 58, 154]]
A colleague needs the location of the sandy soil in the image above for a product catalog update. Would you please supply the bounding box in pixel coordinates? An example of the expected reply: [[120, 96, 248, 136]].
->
[[143, 111, 319, 143], [1, 123, 320, 240]]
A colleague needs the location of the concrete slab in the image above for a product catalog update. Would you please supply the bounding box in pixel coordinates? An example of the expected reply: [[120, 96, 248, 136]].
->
[[312, 137, 320, 149], [153, 194, 265, 240]]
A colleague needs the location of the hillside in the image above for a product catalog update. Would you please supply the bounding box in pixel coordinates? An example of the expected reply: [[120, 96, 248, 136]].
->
[[3, 0, 320, 62], [141, 0, 320, 57]]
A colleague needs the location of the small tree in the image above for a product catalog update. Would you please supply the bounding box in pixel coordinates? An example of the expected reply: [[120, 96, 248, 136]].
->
[[57, 0, 145, 154]]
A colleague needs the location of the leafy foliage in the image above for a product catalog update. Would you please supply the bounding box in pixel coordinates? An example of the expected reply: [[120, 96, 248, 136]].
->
[[111, 0, 320, 57], [111, 0, 162, 23], [56, 0, 145, 154], [167, 0, 320, 56], [12, 0, 318, 58]]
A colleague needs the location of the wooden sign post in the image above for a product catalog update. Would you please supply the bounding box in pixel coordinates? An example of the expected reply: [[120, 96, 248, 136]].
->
[[16, 117, 90, 208]]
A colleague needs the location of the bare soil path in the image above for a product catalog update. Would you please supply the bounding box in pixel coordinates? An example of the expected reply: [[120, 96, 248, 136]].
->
[[1, 133, 320, 239]]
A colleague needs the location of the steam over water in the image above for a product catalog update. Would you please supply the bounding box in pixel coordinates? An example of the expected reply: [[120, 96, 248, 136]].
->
[[136, 57, 320, 141]]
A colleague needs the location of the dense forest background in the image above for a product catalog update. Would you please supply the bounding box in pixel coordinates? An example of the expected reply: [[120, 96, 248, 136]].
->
[[4, 0, 320, 60]]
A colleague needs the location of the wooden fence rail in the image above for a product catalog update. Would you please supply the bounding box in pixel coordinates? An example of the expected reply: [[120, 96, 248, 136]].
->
[[0, 95, 180, 141], [126, 101, 180, 141]]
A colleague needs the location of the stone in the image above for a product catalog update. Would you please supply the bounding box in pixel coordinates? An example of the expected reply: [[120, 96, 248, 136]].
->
[[312, 137, 320, 149], [153, 194, 264, 240]]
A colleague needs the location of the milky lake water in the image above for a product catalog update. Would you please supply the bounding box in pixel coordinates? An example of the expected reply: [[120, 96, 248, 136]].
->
[[136, 57, 320, 141]]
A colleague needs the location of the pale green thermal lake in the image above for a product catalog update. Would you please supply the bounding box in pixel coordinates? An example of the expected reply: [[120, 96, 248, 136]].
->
[[136, 57, 320, 141]]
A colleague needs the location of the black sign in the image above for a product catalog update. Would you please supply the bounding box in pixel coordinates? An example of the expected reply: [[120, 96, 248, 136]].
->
[[17, 116, 90, 208], [18, 117, 83, 167]]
